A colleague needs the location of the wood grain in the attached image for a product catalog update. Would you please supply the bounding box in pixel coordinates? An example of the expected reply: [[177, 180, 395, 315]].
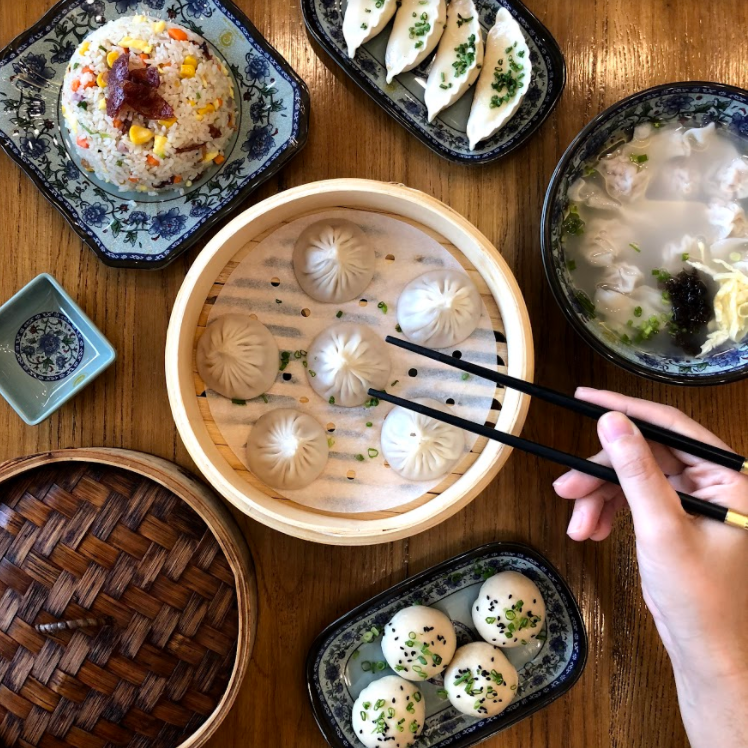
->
[[2, 1, 747, 746]]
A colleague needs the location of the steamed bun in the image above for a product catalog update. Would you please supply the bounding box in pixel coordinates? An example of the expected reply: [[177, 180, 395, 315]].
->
[[472, 571, 546, 648], [197, 314, 278, 400], [444, 642, 518, 717], [397, 269, 481, 349], [381, 606, 456, 681], [351, 675, 425, 748]]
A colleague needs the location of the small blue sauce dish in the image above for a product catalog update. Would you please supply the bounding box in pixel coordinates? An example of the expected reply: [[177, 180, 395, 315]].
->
[[0, 274, 115, 425]]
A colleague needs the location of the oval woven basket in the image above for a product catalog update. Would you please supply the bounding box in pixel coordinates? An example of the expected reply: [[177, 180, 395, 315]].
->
[[0, 448, 256, 748], [166, 179, 534, 545]]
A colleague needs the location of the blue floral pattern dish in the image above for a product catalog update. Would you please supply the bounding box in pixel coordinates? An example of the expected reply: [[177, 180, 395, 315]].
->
[[307, 542, 587, 748], [0, 0, 309, 269], [15, 311, 85, 382], [301, 0, 564, 164], [541, 82, 748, 385], [0, 274, 115, 425]]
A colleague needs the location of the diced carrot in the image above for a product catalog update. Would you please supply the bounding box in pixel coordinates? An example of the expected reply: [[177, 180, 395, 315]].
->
[[83, 79, 95, 89], [113, 118, 122, 129], [123, 47, 129, 54], [128, 177, 138, 182], [214, 154, 225, 165], [82, 66, 93, 75], [216, 98, 223, 107], [76, 135, 89, 149], [71, 79, 81, 92], [173, 175, 183, 184], [168, 27, 188, 41], [140, 53, 149, 62], [146, 154, 160, 167]]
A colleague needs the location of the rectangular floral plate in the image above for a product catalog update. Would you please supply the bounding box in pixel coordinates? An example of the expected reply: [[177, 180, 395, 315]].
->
[[307, 542, 587, 748], [301, 0, 564, 164], [0, 0, 309, 268]]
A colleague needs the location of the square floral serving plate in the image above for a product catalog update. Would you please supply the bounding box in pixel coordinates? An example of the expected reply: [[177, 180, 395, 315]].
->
[[0, 0, 310, 269], [301, 0, 564, 164], [307, 542, 587, 748]]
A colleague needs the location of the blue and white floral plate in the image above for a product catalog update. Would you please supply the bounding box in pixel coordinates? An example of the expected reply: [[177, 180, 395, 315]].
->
[[301, 0, 564, 164], [0, 0, 309, 269], [307, 542, 587, 748], [541, 81, 748, 385]]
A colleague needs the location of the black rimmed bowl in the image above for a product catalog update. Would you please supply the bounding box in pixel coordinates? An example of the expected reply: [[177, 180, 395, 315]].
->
[[307, 542, 587, 748], [541, 81, 748, 386], [0, 0, 309, 269], [301, 0, 565, 164]]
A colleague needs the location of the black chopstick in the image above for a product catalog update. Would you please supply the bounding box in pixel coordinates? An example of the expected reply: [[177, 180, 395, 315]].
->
[[369, 389, 748, 531], [385, 336, 747, 475]]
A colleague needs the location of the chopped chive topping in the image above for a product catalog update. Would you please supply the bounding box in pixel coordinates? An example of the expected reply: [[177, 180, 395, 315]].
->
[[629, 242, 641, 252], [336, 310, 343, 318], [456, 13, 473, 27], [452, 34, 477, 77], [562, 204, 585, 235], [413, 692, 422, 702], [633, 306, 643, 318], [629, 153, 649, 165], [360, 22, 368, 29], [366, 421, 373, 427], [681, 252, 690, 261], [364, 397, 379, 408], [355, 454, 365, 462], [461, 372, 470, 380], [329, 396, 335, 405], [377, 301, 388, 314], [308, 369, 316, 377], [374, 699, 386, 710], [391, 379, 399, 387], [368, 448, 379, 458], [327, 437, 335, 448], [231, 399, 246, 406], [260, 394, 268, 403]]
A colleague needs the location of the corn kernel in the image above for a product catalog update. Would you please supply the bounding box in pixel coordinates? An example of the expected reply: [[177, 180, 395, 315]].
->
[[98, 98, 107, 110], [158, 117, 177, 128], [129, 124, 154, 145], [106, 50, 120, 68], [119, 37, 150, 53], [203, 150, 219, 163], [80, 42, 90, 55], [153, 20, 166, 33], [197, 103, 215, 116], [96, 71, 108, 88], [153, 134, 168, 158], [184, 55, 198, 67], [180, 64, 196, 79]]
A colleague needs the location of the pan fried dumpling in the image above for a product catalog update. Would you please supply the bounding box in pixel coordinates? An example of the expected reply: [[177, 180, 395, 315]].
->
[[197, 314, 279, 400], [385, 0, 447, 84], [306, 323, 391, 407], [247, 410, 329, 490], [424, 0, 484, 122], [293, 219, 375, 303], [380, 398, 465, 481], [343, 0, 397, 58], [397, 269, 481, 348], [466, 8, 531, 150]]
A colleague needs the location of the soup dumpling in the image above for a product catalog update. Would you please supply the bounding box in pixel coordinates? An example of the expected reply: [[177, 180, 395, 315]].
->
[[351, 675, 425, 748], [293, 219, 375, 303], [381, 605, 457, 680], [380, 398, 465, 481], [397, 269, 482, 349], [466, 8, 531, 150], [385, 0, 447, 84], [246, 409, 329, 490], [424, 0, 484, 122], [306, 323, 391, 407], [444, 642, 518, 717], [343, 0, 397, 58], [472, 570, 546, 648], [567, 177, 621, 212], [197, 314, 279, 401]]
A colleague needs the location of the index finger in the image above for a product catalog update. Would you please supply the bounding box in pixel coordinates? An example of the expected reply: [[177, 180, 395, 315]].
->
[[575, 387, 735, 454]]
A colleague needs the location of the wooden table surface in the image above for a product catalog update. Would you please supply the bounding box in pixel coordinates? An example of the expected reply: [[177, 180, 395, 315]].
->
[[2, 1, 747, 746]]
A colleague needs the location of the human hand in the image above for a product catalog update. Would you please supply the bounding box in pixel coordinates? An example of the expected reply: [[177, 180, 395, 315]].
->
[[552, 387, 748, 747]]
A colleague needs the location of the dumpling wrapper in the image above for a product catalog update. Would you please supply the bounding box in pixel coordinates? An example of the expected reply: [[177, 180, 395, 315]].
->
[[343, 0, 397, 59], [385, 0, 447, 84], [424, 0, 484, 122], [466, 7, 531, 150]]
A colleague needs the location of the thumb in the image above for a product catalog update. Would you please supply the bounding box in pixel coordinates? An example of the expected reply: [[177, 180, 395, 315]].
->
[[598, 411, 686, 538]]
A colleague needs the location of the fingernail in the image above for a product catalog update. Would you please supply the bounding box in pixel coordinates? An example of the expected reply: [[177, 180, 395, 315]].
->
[[575, 386, 592, 397], [599, 411, 636, 443], [553, 472, 571, 489], [567, 514, 582, 536]]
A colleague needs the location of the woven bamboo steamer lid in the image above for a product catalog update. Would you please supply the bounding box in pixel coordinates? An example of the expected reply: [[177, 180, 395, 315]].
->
[[166, 179, 533, 545], [0, 448, 256, 748]]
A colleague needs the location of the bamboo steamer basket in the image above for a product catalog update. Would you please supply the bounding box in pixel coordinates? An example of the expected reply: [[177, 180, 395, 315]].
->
[[166, 179, 534, 545], [0, 448, 255, 748]]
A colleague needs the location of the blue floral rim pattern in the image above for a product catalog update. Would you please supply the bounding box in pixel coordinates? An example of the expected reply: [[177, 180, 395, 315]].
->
[[306, 542, 588, 748], [301, 0, 565, 164], [541, 82, 748, 385], [15, 311, 85, 382], [0, 0, 309, 269]]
